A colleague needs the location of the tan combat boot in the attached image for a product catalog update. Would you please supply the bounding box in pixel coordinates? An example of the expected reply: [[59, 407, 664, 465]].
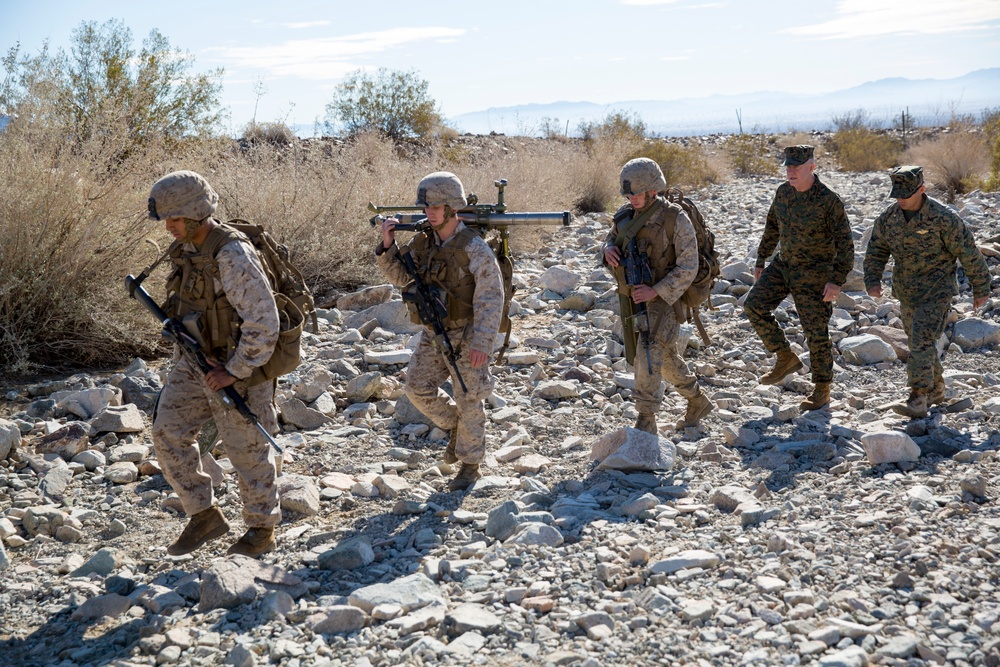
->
[[448, 463, 481, 492], [227, 527, 276, 557], [443, 427, 458, 465], [800, 382, 831, 411], [167, 506, 230, 556], [634, 413, 658, 434], [892, 391, 928, 419], [929, 380, 947, 406], [760, 348, 803, 385], [675, 393, 713, 429]]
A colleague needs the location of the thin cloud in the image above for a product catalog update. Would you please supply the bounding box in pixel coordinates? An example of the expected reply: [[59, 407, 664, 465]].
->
[[283, 21, 332, 29], [207, 27, 465, 80], [787, 0, 1000, 39], [620, 0, 681, 6], [660, 55, 691, 61]]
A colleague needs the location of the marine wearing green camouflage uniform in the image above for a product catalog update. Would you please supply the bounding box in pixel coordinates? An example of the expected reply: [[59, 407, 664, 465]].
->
[[744, 146, 854, 405], [863, 165, 991, 415]]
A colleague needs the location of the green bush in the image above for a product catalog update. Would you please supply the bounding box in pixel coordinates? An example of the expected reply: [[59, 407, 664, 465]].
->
[[632, 141, 719, 190], [727, 133, 777, 176], [976, 107, 1000, 192], [1, 19, 223, 168], [831, 128, 901, 172], [578, 111, 646, 144], [324, 68, 443, 142]]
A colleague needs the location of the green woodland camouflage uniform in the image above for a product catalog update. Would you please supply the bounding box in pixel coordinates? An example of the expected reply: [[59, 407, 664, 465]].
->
[[863, 165, 991, 393], [377, 220, 504, 466], [744, 147, 854, 384], [150, 173, 282, 531], [743, 146, 854, 383], [603, 196, 703, 415]]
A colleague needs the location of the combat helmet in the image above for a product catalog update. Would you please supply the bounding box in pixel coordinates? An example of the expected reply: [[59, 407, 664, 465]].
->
[[148, 170, 219, 222], [415, 172, 468, 211], [620, 158, 666, 196]]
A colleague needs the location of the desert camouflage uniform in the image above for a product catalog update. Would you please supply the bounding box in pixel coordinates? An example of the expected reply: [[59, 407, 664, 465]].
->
[[863, 195, 991, 392], [152, 236, 281, 528], [602, 196, 700, 414], [744, 176, 854, 383], [377, 222, 504, 464]]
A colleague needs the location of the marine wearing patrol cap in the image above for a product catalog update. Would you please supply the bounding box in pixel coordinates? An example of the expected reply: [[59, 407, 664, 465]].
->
[[889, 165, 924, 199], [782, 145, 814, 167]]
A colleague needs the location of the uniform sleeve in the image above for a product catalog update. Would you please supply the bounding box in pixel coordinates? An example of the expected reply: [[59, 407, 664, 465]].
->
[[466, 238, 505, 353], [829, 196, 855, 286], [863, 212, 892, 291], [215, 240, 280, 380], [756, 198, 780, 268], [375, 242, 413, 288], [652, 210, 698, 306], [943, 214, 992, 299]]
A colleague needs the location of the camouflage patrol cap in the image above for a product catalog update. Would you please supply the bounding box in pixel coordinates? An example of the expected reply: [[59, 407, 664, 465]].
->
[[148, 170, 219, 221], [889, 165, 924, 199], [619, 158, 666, 196], [782, 145, 814, 166], [415, 172, 468, 210]]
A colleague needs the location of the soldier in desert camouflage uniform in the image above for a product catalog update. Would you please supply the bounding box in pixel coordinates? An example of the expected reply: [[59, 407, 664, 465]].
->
[[602, 158, 714, 434], [148, 170, 282, 557], [744, 145, 855, 411], [376, 172, 504, 492], [864, 165, 991, 418]]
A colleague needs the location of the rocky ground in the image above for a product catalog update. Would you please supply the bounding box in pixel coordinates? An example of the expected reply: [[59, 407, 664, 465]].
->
[[1, 170, 999, 667]]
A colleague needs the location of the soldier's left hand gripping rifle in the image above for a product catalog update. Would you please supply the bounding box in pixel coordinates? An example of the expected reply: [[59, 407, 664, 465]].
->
[[370, 178, 572, 363], [622, 237, 654, 374], [124, 270, 283, 455]]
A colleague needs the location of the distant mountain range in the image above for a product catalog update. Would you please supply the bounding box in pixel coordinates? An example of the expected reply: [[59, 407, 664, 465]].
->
[[449, 68, 1000, 137]]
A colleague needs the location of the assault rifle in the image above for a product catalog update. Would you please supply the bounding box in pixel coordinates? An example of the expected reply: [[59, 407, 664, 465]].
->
[[623, 237, 654, 374], [124, 273, 284, 455], [396, 247, 468, 394]]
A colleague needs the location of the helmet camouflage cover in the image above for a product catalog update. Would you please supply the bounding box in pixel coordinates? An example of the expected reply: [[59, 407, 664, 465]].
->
[[415, 172, 468, 210], [619, 158, 666, 196], [148, 170, 219, 222]]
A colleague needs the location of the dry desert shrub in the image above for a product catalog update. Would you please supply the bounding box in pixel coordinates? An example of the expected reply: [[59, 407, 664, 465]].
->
[[0, 122, 158, 372], [904, 126, 991, 198], [777, 132, 826, 160]]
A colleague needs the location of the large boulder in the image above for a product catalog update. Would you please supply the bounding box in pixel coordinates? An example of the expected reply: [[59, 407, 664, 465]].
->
[[590, 428, 676, 472], [0, 418, 20, 461], [951, 317, 1000, 350], [839, 334, 897, 365]]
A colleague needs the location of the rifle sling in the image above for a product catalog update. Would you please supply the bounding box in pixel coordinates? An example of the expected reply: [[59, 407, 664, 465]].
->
[[614, 204, 657, 248]]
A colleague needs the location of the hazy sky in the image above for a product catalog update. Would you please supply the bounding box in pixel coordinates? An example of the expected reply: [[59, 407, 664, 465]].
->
[[3, 0, 999, 134]]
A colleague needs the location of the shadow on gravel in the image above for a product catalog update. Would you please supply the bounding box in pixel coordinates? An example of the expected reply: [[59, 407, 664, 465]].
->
[[731, 416, 838, 492], [0, 614, 147, 667]]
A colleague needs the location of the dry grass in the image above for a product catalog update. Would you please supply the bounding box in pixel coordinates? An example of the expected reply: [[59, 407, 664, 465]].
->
[[14, 118, 984, 373], [904, 126, 991, 198]]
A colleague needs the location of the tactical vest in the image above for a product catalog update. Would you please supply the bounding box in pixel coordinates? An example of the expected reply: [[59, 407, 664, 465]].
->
[[401, 227, 477, 329], [617, 197, 681, 285]]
